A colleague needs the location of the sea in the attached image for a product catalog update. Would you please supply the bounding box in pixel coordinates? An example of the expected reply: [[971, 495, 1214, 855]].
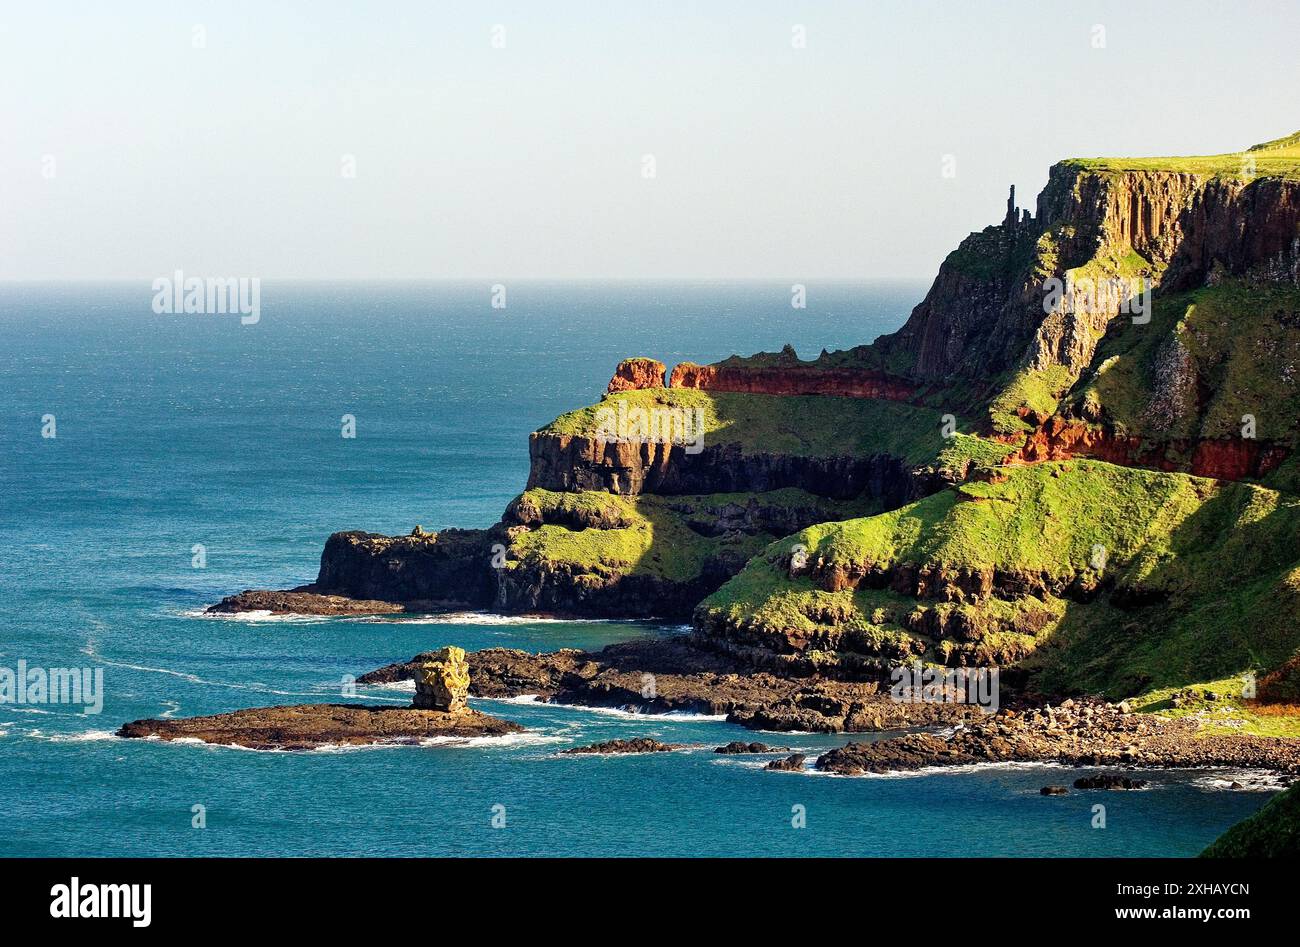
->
[[0, 280, 1277, 856]]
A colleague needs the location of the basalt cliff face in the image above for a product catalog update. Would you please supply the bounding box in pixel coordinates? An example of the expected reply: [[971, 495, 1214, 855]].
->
[[525, 430, 941, 502]]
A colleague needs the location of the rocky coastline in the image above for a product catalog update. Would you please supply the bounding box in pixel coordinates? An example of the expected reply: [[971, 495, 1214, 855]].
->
[[168, 134, 1300, 855]]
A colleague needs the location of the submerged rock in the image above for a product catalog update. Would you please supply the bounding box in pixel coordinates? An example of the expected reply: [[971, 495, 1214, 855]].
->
[[765, 754, 807, 772], [1073, 773, 1148, 790], [1040, 785, 1069, 795], [714, 741, 789, 754], [206, 587, 404, 616], [562, 738, 684, 755]]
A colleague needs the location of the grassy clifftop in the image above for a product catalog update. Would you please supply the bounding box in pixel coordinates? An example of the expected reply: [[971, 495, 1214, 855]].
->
[[1063, 129, 1300, 180], [539, 387, 1011, 470]]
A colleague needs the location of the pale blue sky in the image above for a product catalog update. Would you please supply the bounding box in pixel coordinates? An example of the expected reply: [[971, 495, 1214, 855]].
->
[[3, 0, 1297, 280]]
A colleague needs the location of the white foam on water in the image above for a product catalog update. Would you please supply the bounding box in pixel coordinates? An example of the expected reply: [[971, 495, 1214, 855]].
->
[[502, 700, 726, 722], [78, 645, 318, 699], [1188, 769, 1287, 792], [183, 608, 330, 624], [38, 729, 117, 743], [344, 611, 637, 626], [416, 730, 568, 750], [805, 759, 1066, 780]]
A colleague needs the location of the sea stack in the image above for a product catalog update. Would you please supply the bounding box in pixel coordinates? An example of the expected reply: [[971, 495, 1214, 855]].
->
[[413, 646, 471, 713]]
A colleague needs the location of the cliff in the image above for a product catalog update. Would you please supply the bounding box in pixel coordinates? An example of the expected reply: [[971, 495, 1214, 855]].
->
[[213, 131, 1300, 708], [667, 132, 1300, 473]]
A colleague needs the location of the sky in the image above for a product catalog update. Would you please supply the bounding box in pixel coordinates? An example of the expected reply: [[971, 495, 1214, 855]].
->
[[3, 0, 1298, 281]]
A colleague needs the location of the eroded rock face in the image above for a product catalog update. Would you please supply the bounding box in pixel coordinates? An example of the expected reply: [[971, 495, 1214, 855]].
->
[[413, 646, 470, 714], [607, 357, 666, 393], [315, 529, 499, 609], [526, 432, 940, 501], [1011, 416, 1288, 480]]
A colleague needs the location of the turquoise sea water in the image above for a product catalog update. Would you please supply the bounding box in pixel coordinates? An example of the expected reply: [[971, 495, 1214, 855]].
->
[[0, 281, 1276, 857]]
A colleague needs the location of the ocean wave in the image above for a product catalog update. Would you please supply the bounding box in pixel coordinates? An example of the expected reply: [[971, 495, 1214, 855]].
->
[[182, 608, 328, 624], [1189, 769, 1288, 792], [343, 611, 640, 626], [19, 728, 116, 744], [799, 760, 1067, 779], [488, 700, 726, 722], [132, 728, 564, 754], [35, 729, 118, 743], [77, 645, 319, 698]]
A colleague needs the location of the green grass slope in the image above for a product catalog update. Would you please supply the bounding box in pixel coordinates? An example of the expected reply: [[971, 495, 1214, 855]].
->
[[1068, 279, 1300, 458], [696, 460, 1300, 697], [505, 487, 875, 584]]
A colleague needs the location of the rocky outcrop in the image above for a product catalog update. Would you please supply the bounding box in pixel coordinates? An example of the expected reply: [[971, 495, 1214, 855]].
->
[[815, 697, 1300, 775], [206, 587, 405, 616], [413, 647, 470, 713], [714, 741, 788, 754], [607, 357, 666, 393], [115, 703, 522, 751], [314, 528, 499, 609], [492, 561, 729, 619], [870, 161, 1300, 425], [563, 738, 684, 755], [875, 201, 1043, 387], [765, 754, 806, 772], [361, 638, 983, 733]]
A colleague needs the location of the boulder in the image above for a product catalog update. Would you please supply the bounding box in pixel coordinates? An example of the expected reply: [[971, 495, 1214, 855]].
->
[[765, 753, 807, 772]]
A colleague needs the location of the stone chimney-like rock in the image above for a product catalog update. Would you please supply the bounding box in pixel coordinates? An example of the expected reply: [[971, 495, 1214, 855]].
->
[[413, 646, 471, 714], [607, 357, 666, 393]]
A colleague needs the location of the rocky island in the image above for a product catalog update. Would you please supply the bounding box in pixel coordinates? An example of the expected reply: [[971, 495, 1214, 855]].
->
[[116, 647, 521, 750], [157, 131, 1300, 850]]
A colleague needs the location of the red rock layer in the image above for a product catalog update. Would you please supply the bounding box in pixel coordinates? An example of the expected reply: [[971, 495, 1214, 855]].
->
[[1011, 416, 1288, 481], [668, 362, 917, 401], [606, 357, 666, 393]]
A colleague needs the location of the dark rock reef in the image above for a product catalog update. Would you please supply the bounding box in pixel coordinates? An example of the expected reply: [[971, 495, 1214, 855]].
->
[[563, 738, 684, 755], [115, 703, 522, 751], [362, 636, 985, 733]]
